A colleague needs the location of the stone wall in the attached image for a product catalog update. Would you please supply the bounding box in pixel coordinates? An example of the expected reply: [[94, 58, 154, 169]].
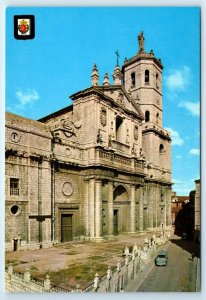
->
[[5, 267, 70, 293], [5, 113, 53, 251]]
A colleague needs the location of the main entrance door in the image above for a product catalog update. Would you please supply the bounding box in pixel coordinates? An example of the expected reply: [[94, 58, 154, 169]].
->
[[61, 214, 73, 242], [113, 210, 119, 236]]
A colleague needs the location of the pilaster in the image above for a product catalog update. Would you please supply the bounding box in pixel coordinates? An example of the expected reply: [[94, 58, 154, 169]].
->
[[130, 185, 136, 233], [95, 180, 103, 241], [108, 181, 114, 237], [138, 187, 144, 232], [84, 180, 89, 236], [89, 178, 95, 239]]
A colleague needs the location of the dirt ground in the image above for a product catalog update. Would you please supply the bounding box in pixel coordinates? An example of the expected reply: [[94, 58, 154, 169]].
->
[[5, 233, 158, 290]]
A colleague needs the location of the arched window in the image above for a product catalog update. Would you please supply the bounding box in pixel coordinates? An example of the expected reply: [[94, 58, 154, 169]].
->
[[145, 70, 149, 83], [131, 72, 136, 87], [159, 144, 164, 153], [145, 111, 150, 122]]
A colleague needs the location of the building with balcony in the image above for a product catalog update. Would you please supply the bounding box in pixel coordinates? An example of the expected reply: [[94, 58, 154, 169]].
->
[[5, 32, 172, 251]]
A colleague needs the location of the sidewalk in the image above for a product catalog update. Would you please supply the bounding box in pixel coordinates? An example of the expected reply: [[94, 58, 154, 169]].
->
[[196, 257, 200, 292]]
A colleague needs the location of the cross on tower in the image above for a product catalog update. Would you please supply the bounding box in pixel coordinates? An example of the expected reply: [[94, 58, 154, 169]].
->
[[115, 50, 120, 66]]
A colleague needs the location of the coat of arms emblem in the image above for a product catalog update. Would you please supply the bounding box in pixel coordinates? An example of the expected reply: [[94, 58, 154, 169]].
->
[[18, 19, 29, 34]]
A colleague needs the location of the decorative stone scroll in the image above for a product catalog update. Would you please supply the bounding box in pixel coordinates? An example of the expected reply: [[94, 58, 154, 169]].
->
[[62, 120, 74, 138], [61, 118, 82, 138]]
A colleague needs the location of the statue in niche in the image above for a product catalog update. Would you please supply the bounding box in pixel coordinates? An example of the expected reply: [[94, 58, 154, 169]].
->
[[100, 108, 107, 127], [116, 92, 125, 107], [108, 134, 113, 147], [110, 121, 115, 138], [131, 144, 137, 156], [134, 125, 139, 140], [97, 129, 103, 144]]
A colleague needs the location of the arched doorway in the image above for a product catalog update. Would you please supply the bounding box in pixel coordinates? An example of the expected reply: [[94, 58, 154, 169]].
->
[[113, 185, 129, 235]]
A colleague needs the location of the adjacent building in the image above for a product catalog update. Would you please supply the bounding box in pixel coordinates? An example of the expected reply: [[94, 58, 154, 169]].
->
[[5, 33, 172, 251], [171, 192, 189, 225], [194, 179, 200, 242]]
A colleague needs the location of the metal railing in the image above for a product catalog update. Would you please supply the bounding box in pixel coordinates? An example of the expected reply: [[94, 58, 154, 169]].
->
[[10, 188, 19, 195]]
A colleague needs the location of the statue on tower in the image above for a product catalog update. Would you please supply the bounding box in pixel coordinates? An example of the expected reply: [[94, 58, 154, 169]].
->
[[138, 31, 144, 52]]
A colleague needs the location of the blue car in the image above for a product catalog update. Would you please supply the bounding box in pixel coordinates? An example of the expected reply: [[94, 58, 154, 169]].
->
[[155, 250, 168, 266]]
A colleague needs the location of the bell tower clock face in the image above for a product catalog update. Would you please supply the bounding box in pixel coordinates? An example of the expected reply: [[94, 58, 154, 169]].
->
[[156, 98, 160, 105]]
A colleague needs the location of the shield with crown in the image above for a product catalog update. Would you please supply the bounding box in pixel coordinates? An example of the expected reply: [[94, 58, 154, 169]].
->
[[18, 19, 29, 34]]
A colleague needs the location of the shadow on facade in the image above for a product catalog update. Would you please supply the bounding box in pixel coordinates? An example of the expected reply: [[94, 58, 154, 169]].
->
[[173, 190, 195, 239]]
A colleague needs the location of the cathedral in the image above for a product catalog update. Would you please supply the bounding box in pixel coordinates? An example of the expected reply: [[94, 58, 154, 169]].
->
[[5, 33, 172, 251]]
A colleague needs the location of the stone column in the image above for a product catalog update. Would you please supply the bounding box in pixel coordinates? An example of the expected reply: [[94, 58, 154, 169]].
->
[[138, 187, 144, 232], [147, 185, 153, 230], [153, 185, 158, 229], [84, 180, 89, 237], [89, 178, 95, 239], [108, 181, 114, 237], [130, 185, 136, 233], [95, 180, 103, 240]]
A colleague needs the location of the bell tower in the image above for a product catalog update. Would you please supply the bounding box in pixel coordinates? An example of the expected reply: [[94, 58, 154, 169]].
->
[[122, 32, 171, 181], [122, 32, 163, 127]]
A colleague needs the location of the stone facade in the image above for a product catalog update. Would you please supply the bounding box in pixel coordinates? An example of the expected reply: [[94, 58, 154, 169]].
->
[[5, 33, 172, 251]]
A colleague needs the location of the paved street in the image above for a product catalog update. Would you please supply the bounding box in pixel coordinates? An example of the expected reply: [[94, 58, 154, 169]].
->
[[135, 236, 200, 292]]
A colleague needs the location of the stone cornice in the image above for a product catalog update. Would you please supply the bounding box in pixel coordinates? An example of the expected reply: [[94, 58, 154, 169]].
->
[[5, 147, 51, 161], [122, 52, 163, 71], [142, 127, 171, 141]]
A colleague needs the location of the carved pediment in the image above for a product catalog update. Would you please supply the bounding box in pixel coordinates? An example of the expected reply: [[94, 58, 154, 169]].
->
[[103, 87, 144, 120]]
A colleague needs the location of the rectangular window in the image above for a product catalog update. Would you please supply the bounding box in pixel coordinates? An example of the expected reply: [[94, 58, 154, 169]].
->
[[10, 178, 19, 195]]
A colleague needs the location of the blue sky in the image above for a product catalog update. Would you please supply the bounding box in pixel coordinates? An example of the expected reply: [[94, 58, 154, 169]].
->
[[6, 7, 200, 196]]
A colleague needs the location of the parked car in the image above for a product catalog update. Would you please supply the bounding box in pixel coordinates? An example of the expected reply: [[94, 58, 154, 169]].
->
[[181, 233, 188, 240], [155, 250, 168, 266]]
